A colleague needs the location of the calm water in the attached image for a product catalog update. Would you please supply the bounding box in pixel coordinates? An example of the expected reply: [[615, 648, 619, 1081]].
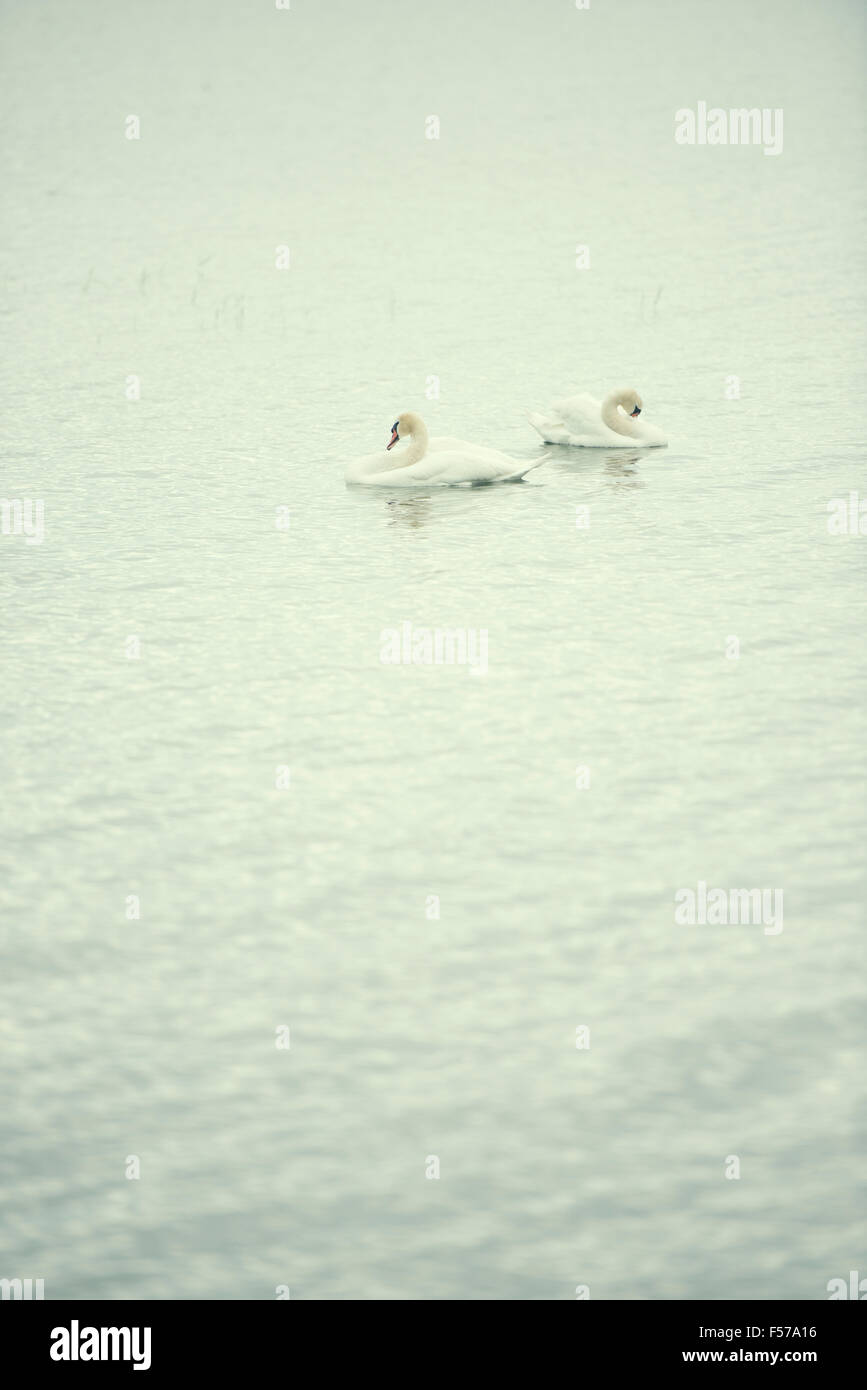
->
[[1, 0, 865, 1300]]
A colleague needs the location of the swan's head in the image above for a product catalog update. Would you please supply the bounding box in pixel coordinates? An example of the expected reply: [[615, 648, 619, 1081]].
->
[[387, 410, 424, 450], [620, 388, 642, 417]]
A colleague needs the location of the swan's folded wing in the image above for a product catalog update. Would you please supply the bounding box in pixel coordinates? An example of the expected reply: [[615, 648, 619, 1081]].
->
[[550, 393, 602, 434], [425, 435, 471, 452], [422, 447, 531, 484]]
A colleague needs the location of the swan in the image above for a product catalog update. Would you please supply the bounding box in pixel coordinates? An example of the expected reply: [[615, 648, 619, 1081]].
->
[[345, 412, 550, 486], [528, 388, 667, 448]]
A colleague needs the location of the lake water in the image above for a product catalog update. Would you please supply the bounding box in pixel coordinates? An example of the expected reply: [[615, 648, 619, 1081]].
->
[[1, 0, 864, 1300]]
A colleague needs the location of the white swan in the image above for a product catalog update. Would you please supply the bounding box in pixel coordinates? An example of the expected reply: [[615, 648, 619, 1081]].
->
[[345, 412, 550, 486], [528, 388, 667, 448]]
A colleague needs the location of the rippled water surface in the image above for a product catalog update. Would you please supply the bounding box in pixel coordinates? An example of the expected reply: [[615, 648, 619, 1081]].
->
[[1, 0, 865, 1299]]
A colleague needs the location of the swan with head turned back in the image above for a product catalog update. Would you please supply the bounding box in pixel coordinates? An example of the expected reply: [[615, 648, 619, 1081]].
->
[[345, 412, 551, 486], [528, 388, 667, 448]]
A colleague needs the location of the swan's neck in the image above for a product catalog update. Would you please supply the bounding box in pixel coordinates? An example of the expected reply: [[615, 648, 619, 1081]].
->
[[601, 393, 640, 438], [396, 419, 428, 467]]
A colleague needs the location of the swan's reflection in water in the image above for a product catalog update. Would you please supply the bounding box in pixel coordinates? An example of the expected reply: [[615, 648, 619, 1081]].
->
[[524, 442, 649, 490], [385, 495, 434, 529], [355, 448, 649, 535], [601, 450, 647, 488], [381, 486, 528, 531]]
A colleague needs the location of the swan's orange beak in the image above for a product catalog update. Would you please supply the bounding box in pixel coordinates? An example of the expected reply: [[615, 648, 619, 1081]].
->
[[386, 423, 400, 451]]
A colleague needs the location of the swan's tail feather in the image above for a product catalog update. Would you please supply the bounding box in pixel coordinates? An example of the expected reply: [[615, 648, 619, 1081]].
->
[[528, 413, 571, 445], [504, 454, 552, 482]]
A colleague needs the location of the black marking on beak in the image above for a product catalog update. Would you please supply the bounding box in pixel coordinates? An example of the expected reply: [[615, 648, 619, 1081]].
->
[[630, 406, 641, 416]]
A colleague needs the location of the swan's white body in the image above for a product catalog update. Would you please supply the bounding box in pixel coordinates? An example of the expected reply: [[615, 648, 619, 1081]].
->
[[529, 388, 667, 448], [346, 412, 550, 486]]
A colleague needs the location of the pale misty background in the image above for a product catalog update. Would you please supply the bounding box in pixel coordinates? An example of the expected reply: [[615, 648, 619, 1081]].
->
[[1, 0, 864, 1299]]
